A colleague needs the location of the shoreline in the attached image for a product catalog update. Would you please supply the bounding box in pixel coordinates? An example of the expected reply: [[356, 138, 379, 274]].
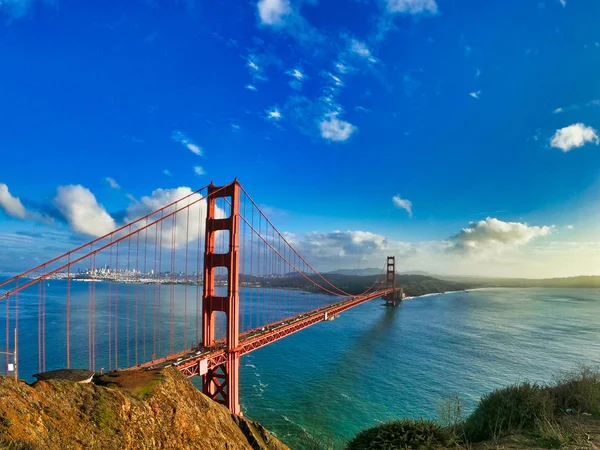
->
[[403, 287, 492, 301]]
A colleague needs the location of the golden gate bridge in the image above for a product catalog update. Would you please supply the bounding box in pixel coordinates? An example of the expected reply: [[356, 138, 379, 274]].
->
[[0, 180, 403, 415]]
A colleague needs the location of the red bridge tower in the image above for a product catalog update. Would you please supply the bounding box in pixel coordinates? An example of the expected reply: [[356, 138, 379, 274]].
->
[[202, 181, 241, 415], [385, 256, 402, 306]]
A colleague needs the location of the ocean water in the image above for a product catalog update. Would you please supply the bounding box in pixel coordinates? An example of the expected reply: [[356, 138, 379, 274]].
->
[[1, 280, 599, 449], [234, 288, 600, 448]]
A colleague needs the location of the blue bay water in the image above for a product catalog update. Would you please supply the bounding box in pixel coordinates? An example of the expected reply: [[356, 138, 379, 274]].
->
[[235, 288, 600, 448], [1, 279, 599, 448]]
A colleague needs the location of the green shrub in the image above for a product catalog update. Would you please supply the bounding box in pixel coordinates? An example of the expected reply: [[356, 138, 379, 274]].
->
[[345, 419, 456, 450], [462, 382, 554, 442], [550, 367, 600, 416]]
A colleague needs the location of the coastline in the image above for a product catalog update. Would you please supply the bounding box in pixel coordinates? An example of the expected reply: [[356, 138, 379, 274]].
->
[[403, 287, 492, 301]]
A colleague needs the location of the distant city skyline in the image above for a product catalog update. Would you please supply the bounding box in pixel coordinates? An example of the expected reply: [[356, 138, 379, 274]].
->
[[1, 0, 600, 278]]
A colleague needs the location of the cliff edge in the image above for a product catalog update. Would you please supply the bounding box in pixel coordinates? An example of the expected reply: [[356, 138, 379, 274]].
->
[[0, 367, 288, 450]]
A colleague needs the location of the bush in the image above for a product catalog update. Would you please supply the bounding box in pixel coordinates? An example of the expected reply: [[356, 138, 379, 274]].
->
[[462, 382, 554, 442], [345, 419, 456, 450], [550, 367, 600, 416]]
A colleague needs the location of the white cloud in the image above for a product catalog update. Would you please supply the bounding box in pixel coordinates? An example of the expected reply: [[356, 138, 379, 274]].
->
[[470, 91, 481, 99], [288, 68, 304, 80], [387, 0, 438, 15], [266, 107, 282, 120], [328, 73, 344, 87], [335, 62, 352, 74], [449, 217, 551, 255], [567, 224, 574, 230], [163, 169, 173, 177], [257, 0, 291, 26], [559, 0, 566, 6], [125, 187, 225, 248], [256, 0, 322, 45], [392, 195, 413, 217], [319, 113, 356, 142], [246, 84, 258, 91], [0, 183, 27, 219], [287, 68, 306, 90], [348, 39, 377, 64], [54, 185, 116, 237], [550, 123, 599, 152], [193, 166, 206, 176], [104, 177, 120, 189], [172, 131, 203, 156], [553, 107, 564, 114]]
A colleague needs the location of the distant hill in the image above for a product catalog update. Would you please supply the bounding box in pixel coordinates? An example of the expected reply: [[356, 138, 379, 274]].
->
[[264, 272, 470, 297], [327, 268, 433, 277], [327, 268, 383, 276], [438, 274, 600, 289]]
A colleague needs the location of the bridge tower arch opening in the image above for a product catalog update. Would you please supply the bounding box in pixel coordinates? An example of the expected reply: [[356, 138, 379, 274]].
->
[[202, 180, 241, 415]]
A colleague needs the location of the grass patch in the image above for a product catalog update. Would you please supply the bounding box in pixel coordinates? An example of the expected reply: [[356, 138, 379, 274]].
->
[[94, 369, 165, 400], [132, 375, 164, 400], [92, 396, 116, 431]]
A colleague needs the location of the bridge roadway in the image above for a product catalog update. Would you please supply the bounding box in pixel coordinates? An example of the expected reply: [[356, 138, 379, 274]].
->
[[131, 288, 398, 377]]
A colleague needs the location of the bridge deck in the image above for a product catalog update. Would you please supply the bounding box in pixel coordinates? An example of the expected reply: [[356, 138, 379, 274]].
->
[[131, 288, 397, 377]]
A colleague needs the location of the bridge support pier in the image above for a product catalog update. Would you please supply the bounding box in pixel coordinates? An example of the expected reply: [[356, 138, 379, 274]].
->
[[202, 181, 241, 415], [385, 256, 401, 307]]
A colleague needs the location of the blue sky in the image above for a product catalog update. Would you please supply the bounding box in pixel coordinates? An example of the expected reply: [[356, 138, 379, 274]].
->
[[1, 0, 600, 277]]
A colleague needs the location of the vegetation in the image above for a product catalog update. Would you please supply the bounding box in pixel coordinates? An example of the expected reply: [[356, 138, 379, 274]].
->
[[440, 274, 600, 289], [344, 367, 600, 449], [346, 419, 456, 450]]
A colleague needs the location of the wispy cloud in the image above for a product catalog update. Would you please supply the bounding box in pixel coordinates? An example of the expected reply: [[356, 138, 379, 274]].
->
[[256, 0, 324, 46], [193, 166, 206, 176], [163, 169, 173, 177], [266, 107, 282, 120], [470, 91, 481, 99], [387, 0, 438, 15], [552, 99, 600, 114], [349, 39, 377, 64], [171, 131, 203, 156], [559, 0, 566, 7], [245, 52, 280, 83], [246, 84, 258, 91], [392, 195, 413, 217], [319, 113, 357, 142], [104, 177, 121, 189], [550, 123, 599, 152], [0, 0, 53, 19], [286, 68, 306, 90]]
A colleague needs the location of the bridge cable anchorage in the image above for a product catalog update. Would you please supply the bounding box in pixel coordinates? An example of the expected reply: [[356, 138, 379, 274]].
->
[[0, 179, 400, 416]]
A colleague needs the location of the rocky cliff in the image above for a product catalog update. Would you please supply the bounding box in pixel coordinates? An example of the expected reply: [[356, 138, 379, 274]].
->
[[0, 367, 288, 450]]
